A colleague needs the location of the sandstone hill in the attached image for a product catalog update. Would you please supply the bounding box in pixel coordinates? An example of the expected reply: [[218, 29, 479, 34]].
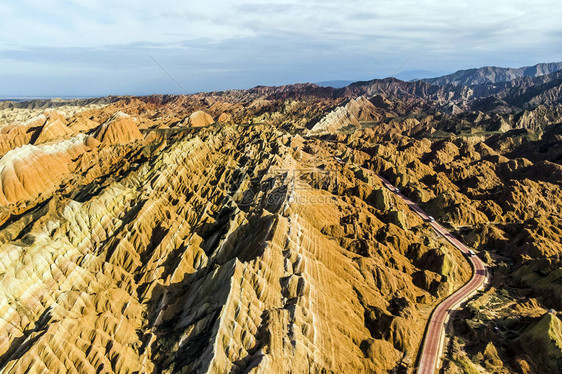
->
[[0, 63, 560, 373]]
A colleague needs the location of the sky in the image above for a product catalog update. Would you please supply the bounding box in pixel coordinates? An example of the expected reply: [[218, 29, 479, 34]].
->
[[1, 0, 561, 97]]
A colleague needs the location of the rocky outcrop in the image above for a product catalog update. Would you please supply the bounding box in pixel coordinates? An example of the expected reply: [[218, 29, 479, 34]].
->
[[185, 110, 214, 127], [34, 118, 73, 144], [310, 96, 381, 134], [0, 135, 94, 205], [95, 112, 143, 145], [517, 312, 562, 372]]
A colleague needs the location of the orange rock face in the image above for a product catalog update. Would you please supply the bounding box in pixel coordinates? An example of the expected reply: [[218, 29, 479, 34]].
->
[[0, 136, 96, 205], [95, 112, 143, 145], [185, 110, 214, 127], [34, 119, 73, 144]]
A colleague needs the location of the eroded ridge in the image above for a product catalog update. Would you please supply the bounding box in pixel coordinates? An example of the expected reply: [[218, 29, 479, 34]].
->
[[0, 120, 470, 373]]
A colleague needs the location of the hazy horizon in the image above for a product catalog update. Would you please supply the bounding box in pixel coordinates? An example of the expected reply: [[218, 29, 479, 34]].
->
[[0, 68, 449, 99], [1, 0, 561, 97]]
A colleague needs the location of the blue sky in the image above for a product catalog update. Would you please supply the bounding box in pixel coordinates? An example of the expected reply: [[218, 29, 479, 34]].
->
[[1, 0, 561, 96]]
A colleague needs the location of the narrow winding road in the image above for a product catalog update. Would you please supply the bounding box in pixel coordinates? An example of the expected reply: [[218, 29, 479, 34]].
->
[[376, 175, 488, 374]]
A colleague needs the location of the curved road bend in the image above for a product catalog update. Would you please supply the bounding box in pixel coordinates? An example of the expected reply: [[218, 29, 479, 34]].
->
[[376, 175, 488, 374]]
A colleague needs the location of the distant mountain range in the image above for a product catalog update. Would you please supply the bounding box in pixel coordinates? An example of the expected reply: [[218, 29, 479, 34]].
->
[[419, 62, 562, 86], [7, 61, 562, 116], [344, 70, 562, 112], [317, 62, 562, 91], [315, 71, 444, 88], [213, 62, 562, 117]]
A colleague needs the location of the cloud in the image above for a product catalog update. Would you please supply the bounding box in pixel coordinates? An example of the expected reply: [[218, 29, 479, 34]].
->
[[347, 12, 381, 21], [234, 3, 298, 14]]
